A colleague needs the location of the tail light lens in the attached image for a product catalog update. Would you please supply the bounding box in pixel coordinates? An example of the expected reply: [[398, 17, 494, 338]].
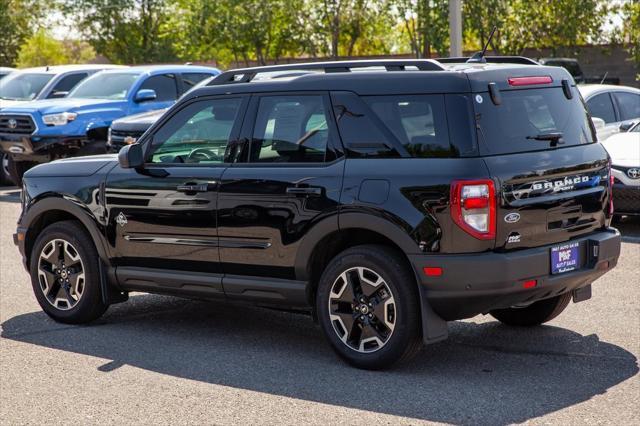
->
[[450, 179, 496, 240]]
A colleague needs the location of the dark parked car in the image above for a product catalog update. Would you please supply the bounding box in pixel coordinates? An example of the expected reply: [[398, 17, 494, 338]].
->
[[107, 108, 167, 151], [15, 59, 620, 369]]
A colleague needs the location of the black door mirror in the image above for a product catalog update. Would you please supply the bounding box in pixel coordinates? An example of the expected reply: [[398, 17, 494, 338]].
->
[[620, 121, 636, 132], [118, 143, 144, 169]]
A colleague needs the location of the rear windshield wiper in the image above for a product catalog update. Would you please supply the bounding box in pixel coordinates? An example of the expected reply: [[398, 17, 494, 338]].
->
[[526, 132, 564, 144]]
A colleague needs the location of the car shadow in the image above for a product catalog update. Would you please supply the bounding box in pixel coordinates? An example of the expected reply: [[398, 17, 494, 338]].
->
[[2, 294, 637, 425], [615, 216, 640, 244], [0, 188, 20, 203]]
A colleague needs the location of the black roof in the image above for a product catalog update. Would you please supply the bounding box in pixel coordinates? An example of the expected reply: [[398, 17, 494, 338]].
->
[[188, 58, 573, 99]]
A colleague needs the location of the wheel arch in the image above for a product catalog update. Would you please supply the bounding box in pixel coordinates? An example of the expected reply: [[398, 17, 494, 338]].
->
[[22, 197, 110, 268]]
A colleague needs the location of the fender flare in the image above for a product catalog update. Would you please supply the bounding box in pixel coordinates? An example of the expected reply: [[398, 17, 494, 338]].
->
[[22, 196, 111, 266], [293, 211, 421, 281]]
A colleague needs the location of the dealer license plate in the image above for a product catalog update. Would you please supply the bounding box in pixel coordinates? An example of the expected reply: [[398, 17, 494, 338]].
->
[[551, 242, 580, 274]]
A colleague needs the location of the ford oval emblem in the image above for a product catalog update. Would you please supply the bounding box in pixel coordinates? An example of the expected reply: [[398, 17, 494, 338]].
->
[[504, 212, 521, 223]]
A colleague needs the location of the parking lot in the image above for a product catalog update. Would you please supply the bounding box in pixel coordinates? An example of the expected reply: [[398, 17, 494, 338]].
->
[[0, 185, 638, 424]]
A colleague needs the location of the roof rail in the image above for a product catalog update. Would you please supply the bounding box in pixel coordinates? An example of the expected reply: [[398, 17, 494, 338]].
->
[[436, 56, 540, 66], [208, 59, 445, 85]]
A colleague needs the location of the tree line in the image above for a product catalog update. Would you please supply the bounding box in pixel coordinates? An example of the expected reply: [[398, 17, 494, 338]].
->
[[1, 0, 639, 68]]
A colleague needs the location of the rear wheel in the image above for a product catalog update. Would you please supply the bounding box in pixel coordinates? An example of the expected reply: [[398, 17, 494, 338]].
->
[[30, 221, 108, 324], [316, 245, 422, 370], [490, 293, 572, 326]]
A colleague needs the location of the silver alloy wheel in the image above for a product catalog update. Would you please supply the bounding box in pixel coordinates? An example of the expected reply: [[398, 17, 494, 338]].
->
[[328, 266, 396, 353], [37, 239, 85, 310]]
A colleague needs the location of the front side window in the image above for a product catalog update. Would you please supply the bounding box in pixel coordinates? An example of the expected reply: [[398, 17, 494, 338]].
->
[[586, 93, 616, 123], [0, 73, 53, 101], [69, 72, 140, 100], [250, 95, 331, 163], [140, 74, 178, 102], [148, 98, 242, 164]]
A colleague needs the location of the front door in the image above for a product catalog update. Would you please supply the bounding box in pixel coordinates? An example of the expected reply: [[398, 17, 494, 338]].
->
[[105, 95, 248, 275], [218, 93, 344, 281]]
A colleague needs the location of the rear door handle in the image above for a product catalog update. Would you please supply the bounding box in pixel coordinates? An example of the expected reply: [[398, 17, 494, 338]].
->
[[177, 183, 211, 193], [286, 187, 322, 196]]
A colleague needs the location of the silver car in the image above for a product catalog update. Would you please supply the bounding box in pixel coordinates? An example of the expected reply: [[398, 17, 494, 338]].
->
[[579, 84, 640, 141]]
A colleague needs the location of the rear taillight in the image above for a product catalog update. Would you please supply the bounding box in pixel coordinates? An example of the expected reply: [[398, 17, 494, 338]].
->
[[508, 76, 553, 86], [450, 179, 496, 240]]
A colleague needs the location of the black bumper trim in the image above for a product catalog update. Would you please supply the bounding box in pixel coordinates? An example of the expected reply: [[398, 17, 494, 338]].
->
[[409, 228, 621, 320]]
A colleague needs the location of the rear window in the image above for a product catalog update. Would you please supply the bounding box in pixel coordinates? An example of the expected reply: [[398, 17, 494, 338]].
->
[[474, 87, 596, 155]]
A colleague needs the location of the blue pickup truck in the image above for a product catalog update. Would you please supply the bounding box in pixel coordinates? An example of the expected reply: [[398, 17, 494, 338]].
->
[[0, 65, 219, 184]]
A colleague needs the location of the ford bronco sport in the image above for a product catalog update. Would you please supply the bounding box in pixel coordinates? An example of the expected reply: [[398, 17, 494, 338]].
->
[[14, 58, 621, 369]]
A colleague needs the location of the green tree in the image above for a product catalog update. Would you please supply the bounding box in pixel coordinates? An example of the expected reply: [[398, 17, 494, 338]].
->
[[393, 0, 450, 58], [0, 0, 46, 66], [60, 0, 177, 64], [621, 0, 640, 68], [16, 29, 69, 67]]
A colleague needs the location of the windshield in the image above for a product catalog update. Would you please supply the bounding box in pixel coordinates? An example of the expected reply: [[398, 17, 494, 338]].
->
[[474, 87, 596, 155], [69, 72, 140, 100], [0, 73, 53, 101]]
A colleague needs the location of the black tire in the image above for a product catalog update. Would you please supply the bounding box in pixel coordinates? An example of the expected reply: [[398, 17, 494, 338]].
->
[[490, 292, 572, 327], [316, 245, 422, 370], [29, 220, 108, 324], [0, 152, 11, 185], [7, 156, 32, 186]]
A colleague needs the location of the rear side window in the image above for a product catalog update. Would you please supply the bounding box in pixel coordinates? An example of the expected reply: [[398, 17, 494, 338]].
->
[[140, 74, 178, 102], [365, 95, 454, 158], [586, 93, 616, 123], [613, 92, 640, 121], [475, 87, 596, 155], [250, 95, 331, 163], [49, 73, 88, 97]]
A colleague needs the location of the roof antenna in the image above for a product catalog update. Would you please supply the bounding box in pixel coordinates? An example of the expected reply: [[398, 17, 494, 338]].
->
[[467, 26, 497, 63]]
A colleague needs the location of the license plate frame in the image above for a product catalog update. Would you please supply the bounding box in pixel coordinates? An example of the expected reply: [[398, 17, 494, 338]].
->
[[551, 242, 581, 275]]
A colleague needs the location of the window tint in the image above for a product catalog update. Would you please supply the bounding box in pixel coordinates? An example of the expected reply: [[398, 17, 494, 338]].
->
[[331, 92, 399, 158], [49, 73, 88, 97], [182, 73, 214, 90], [149, 98, 242, 164], [139, 74, 178, 102], [250, 95, 331, 163], [586, 93, 616, 123], [365, 95, 454, 158], [614, 92, 640, 121], [0, 73, 53, 101]]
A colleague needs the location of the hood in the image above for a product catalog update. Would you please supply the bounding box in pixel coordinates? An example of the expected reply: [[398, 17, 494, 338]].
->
[[111, 108, 167, 132], [1, 98, 124, 115], [601, 134, 640, 167], [0, 99, 28, 109], [24, 154, 118, 178]]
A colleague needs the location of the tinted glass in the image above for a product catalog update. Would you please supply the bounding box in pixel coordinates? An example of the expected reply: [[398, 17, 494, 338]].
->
[[0, 73, 53, 101], [586, 93, 616, 123], [331, 92, 399, 158], [140, 74, 178, 102], [250, 95, 330, 163], [70, 72, 139, 99], [365, 95, 454, 158], [614, 92, 640, 121], [48, 73, 88, 97], [182, 73, 214, 90], [475, 87, 596, 155], [149, 98, 242, 164]]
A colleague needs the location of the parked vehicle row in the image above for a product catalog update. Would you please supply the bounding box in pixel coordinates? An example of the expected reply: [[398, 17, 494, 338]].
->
[[0, 65, 220, 184], [601, 122, 640, 216], [14, 57, 621, 369]]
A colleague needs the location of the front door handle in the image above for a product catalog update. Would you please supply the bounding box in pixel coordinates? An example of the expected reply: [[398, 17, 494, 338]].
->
[[177, 183, 211, 193], [286, 187, 322, 196]]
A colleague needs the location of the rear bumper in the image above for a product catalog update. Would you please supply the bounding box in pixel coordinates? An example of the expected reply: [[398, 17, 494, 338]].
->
[[409, 228, 621, 320], [613, 183, 640, 215]]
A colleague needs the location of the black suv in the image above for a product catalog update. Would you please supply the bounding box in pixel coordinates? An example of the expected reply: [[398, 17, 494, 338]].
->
[[14, 59, 621, 369]]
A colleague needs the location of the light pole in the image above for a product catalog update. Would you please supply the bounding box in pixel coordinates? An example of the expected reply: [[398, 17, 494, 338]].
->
[[449, 0, 462, 57]]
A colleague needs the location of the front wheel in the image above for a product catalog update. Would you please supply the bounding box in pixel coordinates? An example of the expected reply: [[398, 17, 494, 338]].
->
[[490, 292, 572, 326], [7, 156, 32, 186], [316, 245, 422, 370], [30, 221, 108, 324]]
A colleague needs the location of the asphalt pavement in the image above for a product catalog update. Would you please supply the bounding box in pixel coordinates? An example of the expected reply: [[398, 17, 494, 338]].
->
[[0, 186, 638, 425]]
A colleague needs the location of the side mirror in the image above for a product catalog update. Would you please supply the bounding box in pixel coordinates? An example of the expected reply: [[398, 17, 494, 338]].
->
[[49, 91, 69, 99], [619, 121, 635, 132], [592, 117, 606, 130], [134, 89, 157, 103], [118, 143, 144, 169]]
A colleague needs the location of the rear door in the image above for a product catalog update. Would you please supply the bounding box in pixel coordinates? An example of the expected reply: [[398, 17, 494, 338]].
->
[[474, 83, 611, 252], [217, 92, 344, 283]]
